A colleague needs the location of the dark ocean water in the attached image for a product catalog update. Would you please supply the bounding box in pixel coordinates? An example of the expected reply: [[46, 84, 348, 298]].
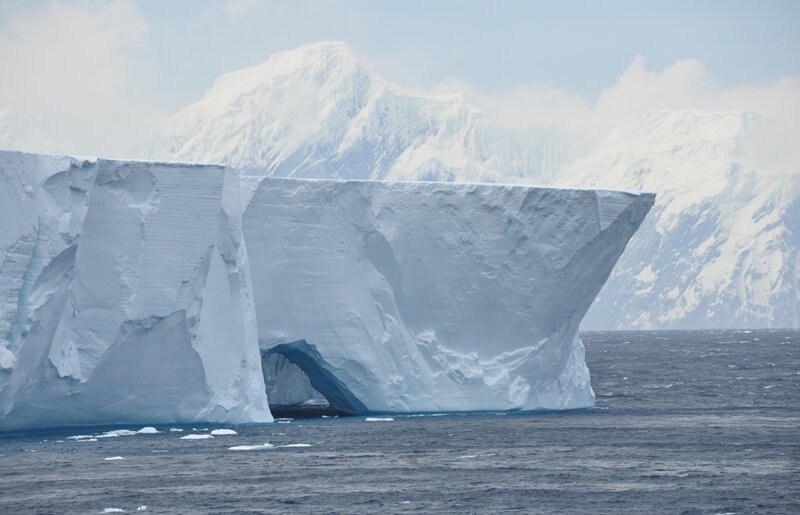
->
[[1, 329, 798, 514]]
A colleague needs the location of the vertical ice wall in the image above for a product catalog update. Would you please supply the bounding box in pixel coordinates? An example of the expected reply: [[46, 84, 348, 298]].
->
[[0, 151, 270, 429], [0, 150, 654, 429], [244, 179, 654, 413]]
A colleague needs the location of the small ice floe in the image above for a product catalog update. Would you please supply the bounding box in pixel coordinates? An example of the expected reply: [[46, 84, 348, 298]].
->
[[277, 420, 291, 424], [98, 429, 137, 438], [104, 456, 125, 461], [68, 435, 94, 440], [278, 443, 312, 448], [136, 427, 159, 434], [77, 438, 99, 442], [180, 434, 214, 440], [365, 417, 394, 422], [191, 428, 209, 432], [101, 509, 125, 513], [168, 428, 184, 432], [229, 443, 274, 451], [151, 450, 169, 453], [136, 507, 147, 512], [209, 429, 237, 436]]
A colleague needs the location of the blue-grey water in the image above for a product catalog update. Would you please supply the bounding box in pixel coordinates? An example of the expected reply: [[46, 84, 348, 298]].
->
[[1, 329, 798, 514]]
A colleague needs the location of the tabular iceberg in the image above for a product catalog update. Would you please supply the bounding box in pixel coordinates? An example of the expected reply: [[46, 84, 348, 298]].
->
[[0, 150, 654, 429]]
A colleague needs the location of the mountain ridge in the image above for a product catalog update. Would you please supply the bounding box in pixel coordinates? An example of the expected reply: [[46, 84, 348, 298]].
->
[[146, 41, 798, 330]]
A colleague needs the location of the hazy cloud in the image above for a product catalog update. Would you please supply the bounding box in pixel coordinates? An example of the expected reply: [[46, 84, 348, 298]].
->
[[0, 0, 796, 174], [437, 56, 800, 172], [0, 0, 163, 157]]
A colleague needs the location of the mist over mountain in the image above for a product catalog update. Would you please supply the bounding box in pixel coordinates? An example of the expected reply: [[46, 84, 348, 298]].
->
[[97, 41, 800, 329]]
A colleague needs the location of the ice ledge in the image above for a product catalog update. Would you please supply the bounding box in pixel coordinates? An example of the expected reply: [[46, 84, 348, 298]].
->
[[0, 150, 654, 429]]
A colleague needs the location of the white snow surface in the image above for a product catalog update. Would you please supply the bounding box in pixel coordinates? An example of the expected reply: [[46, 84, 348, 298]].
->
[[150, 42, 798, 330], [0, 149, 652, 429], [560, 110, 800, 329], [150, 42, 567, 185]]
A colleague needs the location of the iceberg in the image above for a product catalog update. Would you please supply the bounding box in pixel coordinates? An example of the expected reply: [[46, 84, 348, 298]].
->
[[0, 150, 654, 429]]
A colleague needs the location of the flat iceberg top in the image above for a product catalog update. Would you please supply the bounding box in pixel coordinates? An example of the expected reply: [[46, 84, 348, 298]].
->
[[0, 150, 654, 429]]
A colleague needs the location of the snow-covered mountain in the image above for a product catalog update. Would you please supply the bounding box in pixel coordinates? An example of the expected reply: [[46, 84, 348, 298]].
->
[[149, 41, 567, 184], [151, 41, 799, 330], [562, 110, 799, 329]]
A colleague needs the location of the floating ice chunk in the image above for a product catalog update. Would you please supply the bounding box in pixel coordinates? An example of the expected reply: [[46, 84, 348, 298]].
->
[[136, 507, 147, 512], [365, 417, 394, 422], [104, 456, 124, 461], [180, 434, 214, 440], [78, 438, 99, 442], [229, 443, 274, 451], [279, 443, 312, 448], [102, 509, 125, 513], [168, 428, 184, 432], [210, 429, 237, 436], [136, 427, 159, 434], [68, 435, 95, 440], [97, 430, 137, 438]]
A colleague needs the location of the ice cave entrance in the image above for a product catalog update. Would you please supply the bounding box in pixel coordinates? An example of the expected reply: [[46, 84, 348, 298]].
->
[[261, 341, 367, 418]]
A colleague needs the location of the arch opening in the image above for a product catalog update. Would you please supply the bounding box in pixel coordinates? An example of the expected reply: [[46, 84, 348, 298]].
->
[[261, 340, 367, 418]]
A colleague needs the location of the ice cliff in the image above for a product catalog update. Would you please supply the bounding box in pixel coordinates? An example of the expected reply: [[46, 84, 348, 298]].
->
[[0, 151, 270, 429], [0, 150, 654, 429]]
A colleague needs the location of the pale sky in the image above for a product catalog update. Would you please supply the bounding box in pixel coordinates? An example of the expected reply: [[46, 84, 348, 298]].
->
[[0, 0, 798, 157]]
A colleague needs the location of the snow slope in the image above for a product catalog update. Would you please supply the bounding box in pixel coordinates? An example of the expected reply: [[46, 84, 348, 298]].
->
[[151, 42, 798, 329], [561, 110, 799, 329], [0, 150, 653, 428]]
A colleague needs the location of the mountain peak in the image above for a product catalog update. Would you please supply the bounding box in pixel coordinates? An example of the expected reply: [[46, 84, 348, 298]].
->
[[150, 42, 553, 183]]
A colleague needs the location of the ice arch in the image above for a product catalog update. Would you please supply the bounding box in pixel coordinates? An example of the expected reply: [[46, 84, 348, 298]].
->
[[261, 340, 368, 415]]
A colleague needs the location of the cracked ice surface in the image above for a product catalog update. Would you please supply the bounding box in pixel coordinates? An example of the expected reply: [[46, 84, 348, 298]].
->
[[0, 150, 653, 429]]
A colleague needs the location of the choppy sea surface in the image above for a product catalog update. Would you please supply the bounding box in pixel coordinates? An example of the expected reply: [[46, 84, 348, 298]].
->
[[1, 329, 798, 514]]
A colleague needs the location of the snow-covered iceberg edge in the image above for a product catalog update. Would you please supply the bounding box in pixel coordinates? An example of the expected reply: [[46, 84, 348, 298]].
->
[[0, 150, 654, 429]]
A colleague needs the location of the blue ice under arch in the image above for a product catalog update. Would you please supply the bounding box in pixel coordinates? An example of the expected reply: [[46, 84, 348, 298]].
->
[[261, 340, 368, 415]]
